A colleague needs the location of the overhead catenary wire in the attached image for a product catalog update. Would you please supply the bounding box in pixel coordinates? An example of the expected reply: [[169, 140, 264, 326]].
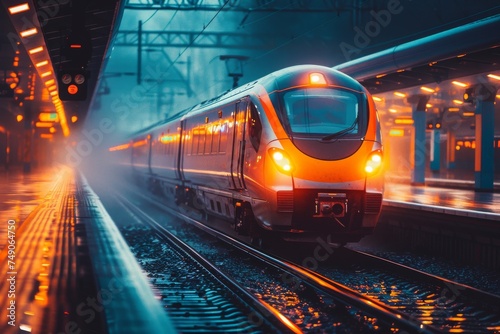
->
[[144, 0, 230, 94]]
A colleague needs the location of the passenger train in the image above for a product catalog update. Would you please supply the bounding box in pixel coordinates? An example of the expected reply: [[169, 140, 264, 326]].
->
[[109, 65, 384, 244]]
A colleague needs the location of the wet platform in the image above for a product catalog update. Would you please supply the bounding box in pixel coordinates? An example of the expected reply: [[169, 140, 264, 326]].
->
[[0, 165, 499, 333], [0, 165, 175, 334]]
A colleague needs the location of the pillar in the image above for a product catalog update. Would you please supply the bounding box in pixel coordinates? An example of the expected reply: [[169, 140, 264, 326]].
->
[[446, 131, 456, 169], [23, 103, 33, 173], [474, 84, 497, 191], [430, 128, 440, 172], [409, 94, 430, 185]]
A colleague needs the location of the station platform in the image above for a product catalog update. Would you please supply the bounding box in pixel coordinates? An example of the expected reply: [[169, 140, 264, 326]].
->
[[0, 165, 499, 333], [0, 165, 175, 334]]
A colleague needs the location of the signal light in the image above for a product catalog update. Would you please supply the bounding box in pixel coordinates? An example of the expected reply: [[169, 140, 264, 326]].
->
[[463, 87, 474, 103], [365, 150, 383, 174], [58, 70, 88, 101], [268, 148, 293, 174], [309, 72, 326, 85]]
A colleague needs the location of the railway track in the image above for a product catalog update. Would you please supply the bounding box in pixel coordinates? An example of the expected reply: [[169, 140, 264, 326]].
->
[[116, 182, 500, 333], [113, 188, 442, 333], [306, 247, 500, 333], [114, 193, 300, 333]]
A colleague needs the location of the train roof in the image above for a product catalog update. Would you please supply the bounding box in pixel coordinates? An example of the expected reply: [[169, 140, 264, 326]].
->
[[128, 64, 365, 139]]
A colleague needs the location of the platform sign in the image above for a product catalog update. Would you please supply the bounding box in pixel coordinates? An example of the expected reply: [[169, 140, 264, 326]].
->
[[39, 112, 59, 122]]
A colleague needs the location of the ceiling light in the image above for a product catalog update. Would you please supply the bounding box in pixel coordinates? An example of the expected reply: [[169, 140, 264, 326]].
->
[[453, 99, 463, 105], [28, 46, 43, 54], [420, 86, 435, 93], [36, 60, 49, 67], [393, 92, 406, 97], [20, 28, 37, 37], [389, 108, 397, 113], [372, 96, 382, 102], [41, 71, 52, 78], [487, 74, 500, 81], [452, 81, 467, 87], [8, 3, 30, 14], [45, 79, 55, 86]]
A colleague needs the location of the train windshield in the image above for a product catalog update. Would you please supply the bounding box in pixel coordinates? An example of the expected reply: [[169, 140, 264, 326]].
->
[[281, 88, 365, 138]]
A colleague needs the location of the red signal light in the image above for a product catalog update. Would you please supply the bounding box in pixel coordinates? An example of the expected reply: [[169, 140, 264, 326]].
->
[[68, 85, 78, 95]]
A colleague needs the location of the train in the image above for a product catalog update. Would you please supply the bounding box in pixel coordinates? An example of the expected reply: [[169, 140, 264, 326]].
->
[[109, 65, 384, 244]]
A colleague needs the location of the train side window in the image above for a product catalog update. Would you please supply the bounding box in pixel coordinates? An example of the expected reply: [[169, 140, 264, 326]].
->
[[219, 121, 228, 154], [248, 103, 262, 151], [199, 128, 206, 154], [205, 124, 212, 154], [192, 128, 200, 155], [211, 123, 221, 154]]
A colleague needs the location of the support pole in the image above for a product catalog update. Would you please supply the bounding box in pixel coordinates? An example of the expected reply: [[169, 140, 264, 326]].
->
[[137, 20, 142, 85], [474, 84, 497, 191], [446, 131, 456, 169], [409, 94, 430, 185], [430, 129, 440, 172]]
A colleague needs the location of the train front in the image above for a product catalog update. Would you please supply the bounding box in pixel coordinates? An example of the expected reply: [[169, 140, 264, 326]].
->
[[257, 65, 384, 243]]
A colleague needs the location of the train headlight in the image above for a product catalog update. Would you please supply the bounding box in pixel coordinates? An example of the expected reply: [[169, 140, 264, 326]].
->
[[365, 150, 383, 174], [268, 148, 293, 174], [309, 72, 327, 85]]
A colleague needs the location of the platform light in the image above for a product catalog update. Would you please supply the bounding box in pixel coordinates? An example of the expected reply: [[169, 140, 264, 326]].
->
[[28, 46, 43, 54], [393, 92, 406, 97], [388, 108, 397, 113], [462, 111, 475, 117], [452, 81, 467, 87], [448, 107, 460, 112], [487, 74, 500, 81], [309, 72, 327, 85], [389, 128, 405, 137], [372, 96, 382, 102], [8, 3, 30, 14], [35, 122, 53, 128], [40, 133, 53, 139], [453, 99, 463, 105], [394, 117, 414, 125]]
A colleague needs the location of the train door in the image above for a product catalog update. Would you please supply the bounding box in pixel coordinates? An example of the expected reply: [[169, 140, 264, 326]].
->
[[230, 100, 247, 190]]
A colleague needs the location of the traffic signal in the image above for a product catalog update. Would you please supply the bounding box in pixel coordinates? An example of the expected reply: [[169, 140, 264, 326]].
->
[[58, 69, 88, 101]]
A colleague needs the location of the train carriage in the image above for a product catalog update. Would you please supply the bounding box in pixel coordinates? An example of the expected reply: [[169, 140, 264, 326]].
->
[[110, 65, 384, 244]]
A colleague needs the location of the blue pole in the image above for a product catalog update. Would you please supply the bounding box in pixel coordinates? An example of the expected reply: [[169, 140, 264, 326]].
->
[[410, 95, 429, 185], [474, 98, 495, 191]]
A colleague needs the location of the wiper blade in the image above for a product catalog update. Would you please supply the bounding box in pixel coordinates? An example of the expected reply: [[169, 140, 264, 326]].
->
[[321, 117, 358, 141]]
